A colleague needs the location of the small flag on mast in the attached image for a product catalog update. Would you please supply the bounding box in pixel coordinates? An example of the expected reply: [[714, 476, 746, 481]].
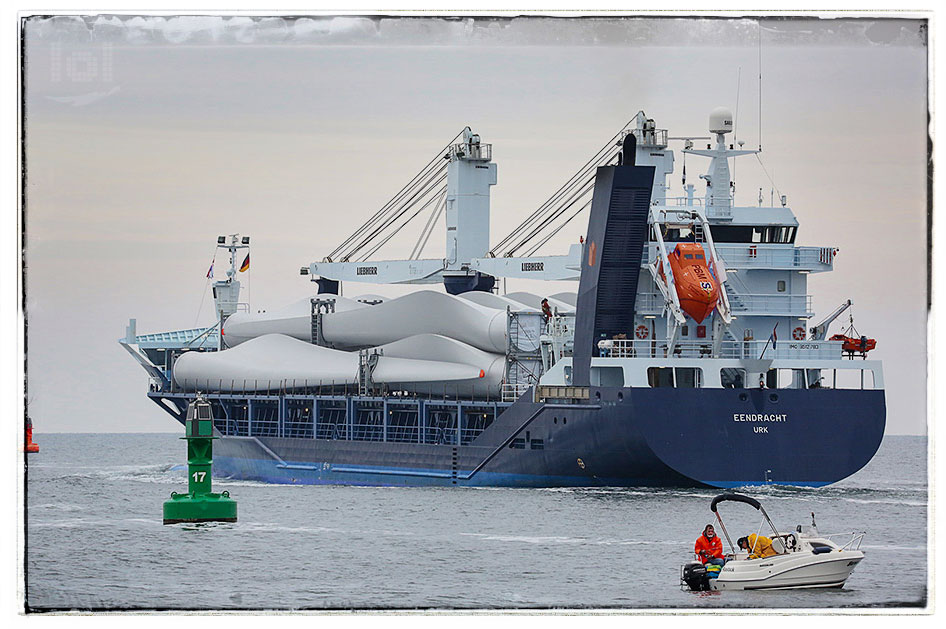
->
[[240, 254, 250, 272], [206, 262, 214, 279], [769, 322, 778, 350]]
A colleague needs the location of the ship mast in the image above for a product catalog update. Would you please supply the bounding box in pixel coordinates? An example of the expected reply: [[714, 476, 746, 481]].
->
[[213, 234, 250, 349]]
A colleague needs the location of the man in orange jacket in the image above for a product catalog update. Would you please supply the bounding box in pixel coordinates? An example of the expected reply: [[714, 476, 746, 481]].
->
[[695, 524, 726, 566]]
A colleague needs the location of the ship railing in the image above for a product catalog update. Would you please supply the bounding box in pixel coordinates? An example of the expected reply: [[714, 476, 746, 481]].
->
[[174, 387, 507, 444], [451, 142, 492, 161], [165, 377, 512, 404], [501, 383, 530, 403], [705, 204, 733, 219], [641, 243, 832, 272], [628, 127, 668, 148], [633, 292, 813, 317], [599, 339, 842, 360], [662, 196, 704, 208]]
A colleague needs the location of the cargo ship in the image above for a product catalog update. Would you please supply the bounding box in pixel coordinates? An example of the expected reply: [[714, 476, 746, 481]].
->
[[120, 109, 885, 487]]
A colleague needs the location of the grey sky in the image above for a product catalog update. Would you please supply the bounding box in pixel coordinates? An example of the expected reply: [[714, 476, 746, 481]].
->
[[23, 15, 927, 434]]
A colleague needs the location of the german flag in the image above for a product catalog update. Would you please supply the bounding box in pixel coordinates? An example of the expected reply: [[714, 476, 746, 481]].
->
[[239, 253, 250, 272]]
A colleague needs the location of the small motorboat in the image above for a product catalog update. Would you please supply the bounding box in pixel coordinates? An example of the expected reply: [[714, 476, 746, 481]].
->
[[681, 493, 865, 591]]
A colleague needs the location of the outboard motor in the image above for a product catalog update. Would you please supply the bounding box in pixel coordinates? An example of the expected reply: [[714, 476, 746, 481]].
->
[[681, 562, 712, 592]]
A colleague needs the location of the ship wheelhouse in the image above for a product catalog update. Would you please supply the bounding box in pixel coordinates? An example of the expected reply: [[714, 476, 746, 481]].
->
[[539, 109, 879, 395]]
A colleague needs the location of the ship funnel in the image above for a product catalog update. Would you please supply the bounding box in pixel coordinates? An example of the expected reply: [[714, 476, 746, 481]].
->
[[622, 132, 637, 166], [709, 107, 734, 135]]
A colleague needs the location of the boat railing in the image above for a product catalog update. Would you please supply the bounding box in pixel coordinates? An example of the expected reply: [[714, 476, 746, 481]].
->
[[828, 532, 866, 552], [598, 338, 842, 360]]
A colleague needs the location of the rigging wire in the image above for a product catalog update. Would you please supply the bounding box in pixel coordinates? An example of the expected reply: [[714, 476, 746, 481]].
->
[[507, 171, 601, 255], [492, 139, 616, 256], [345, 168, 447, 261], [360, 180, 447, 261], [334, 159, 448, 261], [754, 153, 783, 203], [523, 197, 594, 257], [411, 189, 448, 260], [490, 117, 637, 257], [502, 148, 620, 257], [327, 129, 462, 262], [194, 246, 217, 327]]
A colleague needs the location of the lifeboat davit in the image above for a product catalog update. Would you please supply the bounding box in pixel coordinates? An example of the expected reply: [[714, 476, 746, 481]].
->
[[659, 243, 720, 323]]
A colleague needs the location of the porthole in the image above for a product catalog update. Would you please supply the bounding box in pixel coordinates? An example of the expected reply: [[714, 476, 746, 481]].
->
[[554, 417, 558, 424], [769, 393, 779, 403], [563, 417, 567, 425], [738, 393, 748, 402], [617, 392, 624, 401]]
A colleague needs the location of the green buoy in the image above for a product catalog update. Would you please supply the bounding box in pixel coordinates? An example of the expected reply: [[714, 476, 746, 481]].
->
[[163, 396, 237, 525]]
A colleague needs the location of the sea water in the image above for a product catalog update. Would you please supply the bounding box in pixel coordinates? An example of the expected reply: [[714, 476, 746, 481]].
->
[[24, 434, 927, 611]]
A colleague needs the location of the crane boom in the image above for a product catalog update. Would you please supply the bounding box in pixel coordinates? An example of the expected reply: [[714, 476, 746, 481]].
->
[[810, 299, 853, 340]]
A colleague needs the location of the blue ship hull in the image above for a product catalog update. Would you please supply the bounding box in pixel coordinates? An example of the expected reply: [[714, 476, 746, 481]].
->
[[166, 385, 885, 488]]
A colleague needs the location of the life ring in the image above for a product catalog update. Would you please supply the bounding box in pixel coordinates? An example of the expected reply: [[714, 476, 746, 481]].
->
[[636, 325, 650, 340], [792, 327, 806, 341]]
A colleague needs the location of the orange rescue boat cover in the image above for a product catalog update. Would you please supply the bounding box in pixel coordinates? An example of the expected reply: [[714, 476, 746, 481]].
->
[[660, 243, 720, 324]]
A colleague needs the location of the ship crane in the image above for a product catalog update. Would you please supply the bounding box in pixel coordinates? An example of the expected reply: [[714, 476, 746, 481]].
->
[[809, 299, 853, 341], [306, 114, 663, 293]]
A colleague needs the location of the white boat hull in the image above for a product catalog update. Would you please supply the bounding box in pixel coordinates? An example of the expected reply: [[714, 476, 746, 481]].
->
[[711, 550, 864, 591]]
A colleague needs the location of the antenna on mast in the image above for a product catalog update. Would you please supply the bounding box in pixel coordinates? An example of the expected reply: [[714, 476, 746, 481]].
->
[[734, 66, 741, 199], [758, 19, 763, 152]]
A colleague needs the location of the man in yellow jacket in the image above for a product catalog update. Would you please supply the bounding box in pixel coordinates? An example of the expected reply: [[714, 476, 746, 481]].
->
[[737, 534, 778, 559]]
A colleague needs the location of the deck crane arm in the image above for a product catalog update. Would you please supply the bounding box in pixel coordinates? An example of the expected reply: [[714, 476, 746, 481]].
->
[[810, 299, 853, 340]]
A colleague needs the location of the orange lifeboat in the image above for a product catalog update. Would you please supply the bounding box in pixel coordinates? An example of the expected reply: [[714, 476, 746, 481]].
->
[[659, 243, 720, 323]]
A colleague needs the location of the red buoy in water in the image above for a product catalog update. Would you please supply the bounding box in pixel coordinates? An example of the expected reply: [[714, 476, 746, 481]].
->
[[25, 418, 39, 453]]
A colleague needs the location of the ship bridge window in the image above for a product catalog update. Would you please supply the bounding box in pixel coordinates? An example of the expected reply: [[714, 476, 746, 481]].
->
[[721, 368, 747, 389], [659, 226, 694, 241], [708, 225, 797, 244]]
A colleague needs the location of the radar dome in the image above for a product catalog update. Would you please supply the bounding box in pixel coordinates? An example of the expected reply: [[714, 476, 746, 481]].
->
[[709, 107, 734, 134]]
